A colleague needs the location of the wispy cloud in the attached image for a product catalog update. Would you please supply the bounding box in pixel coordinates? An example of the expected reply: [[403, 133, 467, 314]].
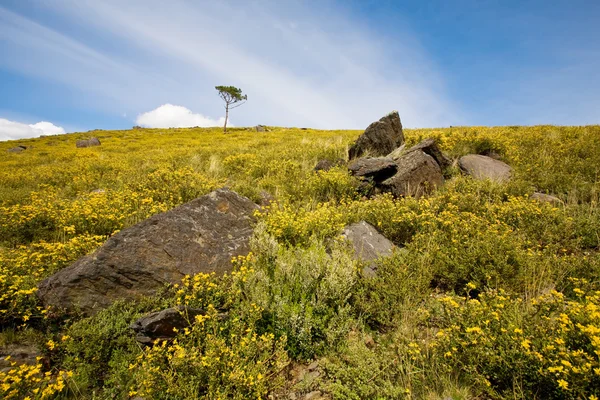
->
[[0, 118, 65, 141], [0, 1, 465, 129]]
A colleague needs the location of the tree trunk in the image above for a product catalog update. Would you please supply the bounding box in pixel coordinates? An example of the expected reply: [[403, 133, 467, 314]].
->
[[223, 104, 229, 133]]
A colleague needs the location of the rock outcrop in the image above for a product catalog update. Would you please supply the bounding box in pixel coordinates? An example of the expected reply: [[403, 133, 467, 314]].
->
[[390, 138, 451, 169], [380, 150, 444, 197], [348, 111, 404, 160], [76, 137, 101, 148], [342, 221, 396, 277], [37, 188, 259, 315], [347, 131, 450, 198], [458, 154, 512, 182], [348, 157, 398, 182]]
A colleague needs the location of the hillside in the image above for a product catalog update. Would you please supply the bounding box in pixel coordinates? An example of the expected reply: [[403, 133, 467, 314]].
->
[[1, 124, 600, 399]]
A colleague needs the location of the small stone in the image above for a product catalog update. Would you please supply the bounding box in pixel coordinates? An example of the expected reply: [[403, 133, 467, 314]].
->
[[343, 221, 396, 277], [531, 192, 563, 205], [304, 391, 324, 400]]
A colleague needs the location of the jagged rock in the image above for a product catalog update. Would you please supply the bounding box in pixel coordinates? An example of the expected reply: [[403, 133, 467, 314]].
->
[[459, 154, 511, 182], [348, 111, 404, 160], [343, 221, 396, 277], [348, 157, 398, 182], [531, 192, 563, 205], [314, 159, 344, 172], [130, 307, 206, 344], [381, 151, 443, 197], [389, 138, 450, 168], [76, 137, 101, 148], [7, 145, 27, 153], [37, 188, 259, 315], [255, 125, 267, 132]]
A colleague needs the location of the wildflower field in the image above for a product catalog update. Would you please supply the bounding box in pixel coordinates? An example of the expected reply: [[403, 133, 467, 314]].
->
[[1, 124, 600, 399]]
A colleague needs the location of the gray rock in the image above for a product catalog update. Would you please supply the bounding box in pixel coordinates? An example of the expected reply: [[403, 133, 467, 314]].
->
[[314, 159, 345, 172], [343, 221, 395, 277], [258, 191, 275, 207], [255, 125, 267, 132], [7, 145, 27, 153], [531, 192, 563, 205], [348, 157, 398, 183], [0, 344, 41, 373], [381, 151, 444, 197], [348, 111, 404, 160], [389, 138, 450, 168], [458, 154, 511, 182], [37, 188, 259, 315], [130, 307, 206, 344], [76, 137, 101, 148]]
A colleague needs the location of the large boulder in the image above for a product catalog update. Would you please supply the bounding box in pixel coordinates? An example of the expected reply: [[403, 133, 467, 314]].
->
[[459, 154, 511, 182], [348, 111, 404, 160], [76, 137, 101, 148], [389, 138, 450, 168], [342, 221, 396, 277], [37, 188, 259, 315], [380, 151, 443, 197], [348, 157, 398, 182]]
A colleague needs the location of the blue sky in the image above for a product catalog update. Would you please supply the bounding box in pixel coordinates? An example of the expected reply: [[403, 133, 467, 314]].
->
[[0, 0, 599, 141]]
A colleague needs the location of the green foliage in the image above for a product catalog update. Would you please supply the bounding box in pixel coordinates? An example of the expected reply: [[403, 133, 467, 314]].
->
[[215, 85, 247, 104], [237, 226, 360, 359]]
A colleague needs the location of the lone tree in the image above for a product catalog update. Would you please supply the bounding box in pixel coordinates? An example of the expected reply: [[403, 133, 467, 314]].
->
[[215, 86, 247, 133]]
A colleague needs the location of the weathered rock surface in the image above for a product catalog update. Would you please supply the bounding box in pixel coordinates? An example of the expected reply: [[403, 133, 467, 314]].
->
[[381, 151, 444, 197], [7, 145, 27, 153], [389, 138, 450, 168], [0, 344, 42, 373], [348, 157, 398, 182], [37, 188, 259, 315], [130, 307, 206, 344], [458, 154, 511, 182], [348, 111, 404, 160], [255, 125, 267, 132], [531, 192, 563, 205], [76, 137, 101, 148], [342, 221, 396, 277]]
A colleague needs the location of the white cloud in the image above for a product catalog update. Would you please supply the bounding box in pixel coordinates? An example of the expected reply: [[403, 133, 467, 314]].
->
[[0, 118, 65, 141], [136, 104, 227, 128]]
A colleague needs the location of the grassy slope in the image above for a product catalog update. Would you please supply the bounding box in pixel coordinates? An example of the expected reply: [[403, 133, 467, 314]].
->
[[1, 125, 600, 399]]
